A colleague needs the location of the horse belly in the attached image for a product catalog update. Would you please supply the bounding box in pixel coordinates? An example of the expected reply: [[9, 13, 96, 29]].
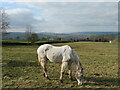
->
[[47, 53, 63, 63]]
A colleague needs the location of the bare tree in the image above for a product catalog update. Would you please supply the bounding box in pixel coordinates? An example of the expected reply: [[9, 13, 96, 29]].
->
[[25, 25, 39, 44], [25, 24, 32, 44], [0, 8, 10, 36], [28, 33, 38, 44]]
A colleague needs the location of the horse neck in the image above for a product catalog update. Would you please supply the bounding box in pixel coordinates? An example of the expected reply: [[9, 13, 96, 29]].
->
[[75, 60, 83, 71]]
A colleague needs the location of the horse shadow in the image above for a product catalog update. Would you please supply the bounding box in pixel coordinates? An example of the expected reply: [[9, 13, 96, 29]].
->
[[48, 75, 119, 88], [83, 76, 119, 87]]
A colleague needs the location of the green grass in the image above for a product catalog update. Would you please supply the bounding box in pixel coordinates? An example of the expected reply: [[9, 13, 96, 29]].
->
[[1, 40, 49, 43], [2, 42, 119, 88], [1, 40, 28, 43], [1, 39, 67, 44]]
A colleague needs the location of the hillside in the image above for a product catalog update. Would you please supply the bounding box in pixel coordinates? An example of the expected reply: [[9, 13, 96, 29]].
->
[[3, 32, 118, 41]]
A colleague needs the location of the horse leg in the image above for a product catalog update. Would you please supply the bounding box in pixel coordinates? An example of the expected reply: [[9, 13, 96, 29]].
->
[[38, 57, 49, 80], [60, 61, 68, 83], [68, 62, 73, 81]]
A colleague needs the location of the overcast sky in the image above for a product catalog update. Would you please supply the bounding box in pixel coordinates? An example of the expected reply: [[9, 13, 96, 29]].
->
[[1, 1, 118, 33]]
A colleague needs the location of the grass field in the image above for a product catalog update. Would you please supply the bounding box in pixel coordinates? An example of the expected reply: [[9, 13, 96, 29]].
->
[[2, 42, 119, 88]]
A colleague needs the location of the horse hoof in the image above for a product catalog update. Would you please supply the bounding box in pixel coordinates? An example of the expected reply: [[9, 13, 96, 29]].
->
[[59, 80, 63, 83], [43, 74, 50, 80], [70, 78, 74, 81], [71, 78, 76, 81], [43, 73, 45, 77], [46, 76, 50, 80], [78, 82, 82, 85]]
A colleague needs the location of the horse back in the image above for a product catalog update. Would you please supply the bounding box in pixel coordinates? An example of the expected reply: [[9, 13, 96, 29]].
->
[[37, 44, 78, 63]]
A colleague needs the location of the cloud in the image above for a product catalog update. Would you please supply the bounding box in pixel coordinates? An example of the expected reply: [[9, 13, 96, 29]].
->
[[6, 8, 41, 32], [5, 2, 118, 32]]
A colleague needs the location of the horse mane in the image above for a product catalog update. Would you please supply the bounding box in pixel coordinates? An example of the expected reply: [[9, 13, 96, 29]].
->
[[72, 50, 83, 72]]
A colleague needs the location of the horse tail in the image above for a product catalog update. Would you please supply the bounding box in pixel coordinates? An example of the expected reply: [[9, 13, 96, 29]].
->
[[37, 45, 47, 61], [37, 44, 53, 61]]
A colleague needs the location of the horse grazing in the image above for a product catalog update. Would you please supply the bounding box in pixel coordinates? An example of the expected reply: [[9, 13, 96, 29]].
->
[[37, 44, 83, 85]]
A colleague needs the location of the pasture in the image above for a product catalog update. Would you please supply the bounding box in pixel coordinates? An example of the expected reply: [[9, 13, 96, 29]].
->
[[2, 42, 118, 88]]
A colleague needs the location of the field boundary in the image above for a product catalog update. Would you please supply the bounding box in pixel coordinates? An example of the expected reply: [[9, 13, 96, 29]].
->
[[2, 41, 70, 46]]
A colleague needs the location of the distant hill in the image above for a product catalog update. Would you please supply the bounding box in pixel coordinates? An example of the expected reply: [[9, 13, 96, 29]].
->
[[3, 32, 118, 40]]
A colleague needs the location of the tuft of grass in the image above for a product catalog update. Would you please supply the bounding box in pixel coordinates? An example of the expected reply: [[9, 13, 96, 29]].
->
[[2, 42, 118, 88]]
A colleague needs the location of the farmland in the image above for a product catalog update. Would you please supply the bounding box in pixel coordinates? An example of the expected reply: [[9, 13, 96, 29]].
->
[[2, 42, 119, 88]]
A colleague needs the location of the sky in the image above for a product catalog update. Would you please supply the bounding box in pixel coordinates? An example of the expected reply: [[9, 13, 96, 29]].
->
[[0, 0, 118, 33]]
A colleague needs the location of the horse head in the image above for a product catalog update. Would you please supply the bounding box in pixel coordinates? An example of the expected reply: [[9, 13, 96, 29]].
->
[[75, 64, 84, 85]]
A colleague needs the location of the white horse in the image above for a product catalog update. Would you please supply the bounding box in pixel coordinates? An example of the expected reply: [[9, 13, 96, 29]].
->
[[37, 44, 83, 85]]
